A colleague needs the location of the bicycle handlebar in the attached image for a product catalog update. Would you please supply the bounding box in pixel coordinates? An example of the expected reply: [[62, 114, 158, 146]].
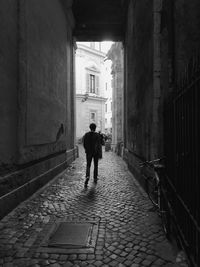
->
[[140, 158, 165, 169]]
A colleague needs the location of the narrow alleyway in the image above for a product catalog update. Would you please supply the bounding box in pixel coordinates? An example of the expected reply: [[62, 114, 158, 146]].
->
[[0, 146, 182, 267]]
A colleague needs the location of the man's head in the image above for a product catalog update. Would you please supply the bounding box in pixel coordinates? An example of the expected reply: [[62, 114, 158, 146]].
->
[[89, 123, 96, 132]]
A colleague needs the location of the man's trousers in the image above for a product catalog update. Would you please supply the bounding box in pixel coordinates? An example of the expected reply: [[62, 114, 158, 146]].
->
[[86, 153, 99, 180]]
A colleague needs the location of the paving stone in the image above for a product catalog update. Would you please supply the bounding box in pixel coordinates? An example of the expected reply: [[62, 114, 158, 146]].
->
[[103, 257, 111, 264], [40, 259, 50, 265], [114, 249, 122, 255], [49, 263, 61, 267], [95, 250, 103, 255], [78, 254, 87, 260], [120, 251, 128, 257], [62, 262, 73, 267], [68, 254, 78, 261], [50, 254, 60, 260], [3, 263, 13, 267], [142, 259, 153, 266], [0, 146, 183, 266], [41, 253, 49, 259], [49, 260, 57, 264], [87, 254, 95, 260], [134, 257, 143, 264], [4, 257, 13, 263], [93, 260, 103, 266], [109, 260, 119, 266], [59, 255, 68, 261]]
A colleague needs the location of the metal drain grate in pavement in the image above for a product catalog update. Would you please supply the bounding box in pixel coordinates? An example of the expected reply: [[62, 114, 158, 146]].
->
[[49, 222, 91, 247], [37, 219, 100, 254]]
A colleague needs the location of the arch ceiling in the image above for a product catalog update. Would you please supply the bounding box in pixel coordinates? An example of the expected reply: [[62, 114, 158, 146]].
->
[[71, 0, 129, 41]]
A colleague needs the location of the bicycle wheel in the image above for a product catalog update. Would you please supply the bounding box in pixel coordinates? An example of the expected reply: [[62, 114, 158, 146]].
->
[[146, 177, 159, 208], [160, 193, 171, 237]]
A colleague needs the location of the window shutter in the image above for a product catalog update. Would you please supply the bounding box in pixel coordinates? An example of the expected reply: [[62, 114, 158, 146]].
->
[[86, 73, 90, 92], [96, 76, 99, 95]]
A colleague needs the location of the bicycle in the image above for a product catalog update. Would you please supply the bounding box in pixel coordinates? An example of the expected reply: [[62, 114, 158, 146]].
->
[[140, 158, 171, 237]]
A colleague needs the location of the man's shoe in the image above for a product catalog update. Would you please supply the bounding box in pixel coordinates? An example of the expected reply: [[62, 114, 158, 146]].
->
[[93, 178, 98, 184]]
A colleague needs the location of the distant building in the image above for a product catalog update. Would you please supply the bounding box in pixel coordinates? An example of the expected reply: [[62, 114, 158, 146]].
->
[[104, 60, 112, 135], [107, 43, 124, 155], [75, 42, 108, 140]]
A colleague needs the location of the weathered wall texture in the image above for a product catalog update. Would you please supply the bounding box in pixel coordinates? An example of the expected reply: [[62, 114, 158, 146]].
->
[[174, 0, 200, 77], [107, 43, 124, 154], [0, 0, 18, 170], [124, 0, 154, 162], [0, 0, 77, 217], [0, 0, 75, 168], [19, 0, 75, 163], [123, 2, 200, 264], [124, 0, 200, 169]]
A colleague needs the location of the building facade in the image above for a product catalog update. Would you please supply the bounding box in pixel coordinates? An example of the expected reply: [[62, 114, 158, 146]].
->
[[104, 60, 112, 135], [107, 43, 124, 154], [75, 42, 108, 140]]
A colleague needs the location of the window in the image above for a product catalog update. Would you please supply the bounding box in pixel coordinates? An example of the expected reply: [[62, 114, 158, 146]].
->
[[90, 111, 97, 123], [90, 74, 95, 93], [91, 112, 95, 121], [86, 73, 99, 94], [105, 104, 107, 112], [105, 82, 107, 90], [110, 102, 112, 111]]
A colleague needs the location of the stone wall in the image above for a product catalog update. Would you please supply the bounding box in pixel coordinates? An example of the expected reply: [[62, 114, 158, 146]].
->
[[124, 0, 200, 177], [123, 1, 200, 265], [107, 43, 124, 155], [0, 0, 18, 171], [0, 0, 75, 169], [174, 0, 200, 77], [160, 0, 200, 94], [18, 0, 75, 163], [124, 0, 154, 161], [0, 0, 77, 218]]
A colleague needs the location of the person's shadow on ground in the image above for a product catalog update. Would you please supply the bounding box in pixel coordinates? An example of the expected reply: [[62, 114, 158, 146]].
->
[[85, 186, 96, 201]]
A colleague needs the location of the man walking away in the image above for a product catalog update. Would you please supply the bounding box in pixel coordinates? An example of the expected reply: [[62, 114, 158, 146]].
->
[[83, 123, 101, 188]]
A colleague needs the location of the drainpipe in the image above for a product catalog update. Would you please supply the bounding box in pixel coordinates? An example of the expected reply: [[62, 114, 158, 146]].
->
[[152, 0, 162, 159]]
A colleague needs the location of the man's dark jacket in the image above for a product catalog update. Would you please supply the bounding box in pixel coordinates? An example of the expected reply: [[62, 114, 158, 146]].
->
[[83, 131, 101, 156]]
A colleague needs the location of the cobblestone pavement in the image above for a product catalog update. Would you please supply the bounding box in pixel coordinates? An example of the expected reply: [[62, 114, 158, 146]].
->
[[0, 146, 187, 267]]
